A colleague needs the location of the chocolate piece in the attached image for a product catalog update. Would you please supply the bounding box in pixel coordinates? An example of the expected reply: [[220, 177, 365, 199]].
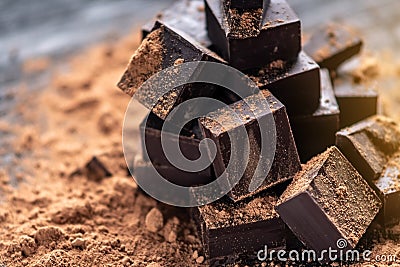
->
[[333, 56, 379, 128], [73, 151, 127, 181], [205, 0, 301, 70], [118, 21, 225, 120], [141, 0, 212, 48], [193, 191, 286, 262], [199, 90, 301, 202], [375, 153, 400, 226], [304, 23, 363, 71], [248, 51, 321, 115], [276, 147, 382, 261], [336, 116, 400, 183], [140, 113, 215, 187], [336, 116, 400, 226], [226, 0, 270, 10], [290, 69, 340, 162]]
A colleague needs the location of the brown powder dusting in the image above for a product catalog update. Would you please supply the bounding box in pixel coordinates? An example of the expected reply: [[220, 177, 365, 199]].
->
[[199, 193, 278, 229], [117, 27, 164, 96], [226, 8, 263, 39]]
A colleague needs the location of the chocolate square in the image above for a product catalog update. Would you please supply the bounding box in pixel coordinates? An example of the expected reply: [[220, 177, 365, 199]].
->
[[141, 0, 212, 48], [304, 23, 363, 71], [334, 74, 378, 128], [290, 69, 340, 162], [276, 147, 382, 260], [194, 191, 286, 262], [336, 116, 400, 183], [118, 22, 225, 120], [248, 51, 321, 115], [140, 113, 215, 187], [199, 90, 301, 202], [205, 0, 301, 70], [226, 0, 270, 10]]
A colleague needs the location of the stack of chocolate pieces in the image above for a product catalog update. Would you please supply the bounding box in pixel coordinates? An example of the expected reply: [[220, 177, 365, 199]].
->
[[117, 0, 398, 265]]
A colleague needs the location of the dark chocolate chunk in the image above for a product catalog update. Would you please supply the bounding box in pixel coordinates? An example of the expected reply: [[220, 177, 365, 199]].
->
[[193, 191, 286, 262], [141, 0, 212, 48], [304, 23, 363, 71], [290, 69, 340, 162], [375, 153, 400, 226], [140, 113, 215, 187], [199, 90, 301, 202], [226, 0, 270, 10], [336, 116, 400, 183], [276, 147, 382, 261], [334, 75, 378, 128], [248, 51, 321, 115], [72, 151, 127, 181], [336, 116, 400, 226], [205, 0, 301, 70], [118, 21, 225, 120]]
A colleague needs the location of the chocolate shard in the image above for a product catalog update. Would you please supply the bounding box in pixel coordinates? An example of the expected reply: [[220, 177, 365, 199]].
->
[[276, 147, 382, 261], [290, 69, 340, 162], [73, 151, 127, 182], [248, 51, 321, 115], [140, 113, 215, 187], [141, 0, 212, 48], [336, 116, 400, 226], [336, 115, 400, 183], [193, 191, 286, 263], [199, 90, 301, 202], [205, 0, 301, 70], [226, 0, 270, 10], [334, 74, 378, 128], [118, 21, 225, 120], [304, 23, 363, 71]]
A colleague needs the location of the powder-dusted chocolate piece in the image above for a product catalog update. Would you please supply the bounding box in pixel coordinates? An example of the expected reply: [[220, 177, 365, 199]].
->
[[290, 69, 340, 162], [248, 51, 321, 115], [140, 113, 215, 187], [336, 116, 400, 183], [205, 0, 301, 70], [304, 23, 363, 71], [193, 191, 285, 262], [141, 0, 212, 48], [276, 147, 382, 260], [375, 153, 400, 226], [334, 74, 378, 128], [118, 22, 225, 120], [226, 0, 270, 9], [199, 90, 301, 202], [336, 116, 400, 226]]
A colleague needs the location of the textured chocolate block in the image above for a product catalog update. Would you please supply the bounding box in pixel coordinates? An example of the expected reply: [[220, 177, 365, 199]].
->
[[304, 23, 363, 71], [248, 51, 321, 115], [276, 147, 382, 260], [199, 90, 301, 202], [375, 153, 400, 226], [194, 191, 286, 262], [336, 116, 400, 183], [290, 69, 340, 162], [336, 116, 400, 226], [205, 0, 301, 70], [141, 0, 211, 48], [118, 21, 225, 120], [334, 74, 378, 128], [140, 113, 214, 187]]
